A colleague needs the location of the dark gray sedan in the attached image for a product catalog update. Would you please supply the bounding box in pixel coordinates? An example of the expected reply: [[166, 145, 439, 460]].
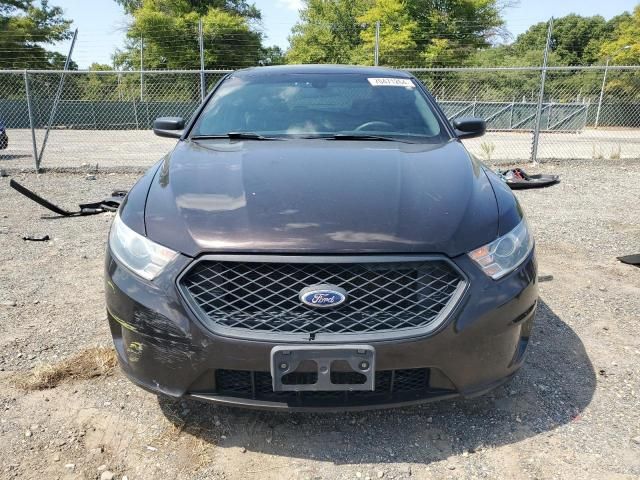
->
[[105, 65, 537, 411]]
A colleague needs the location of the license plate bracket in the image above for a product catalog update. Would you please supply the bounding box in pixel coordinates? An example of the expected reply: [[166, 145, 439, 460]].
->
[[271, 345, 375, 392]]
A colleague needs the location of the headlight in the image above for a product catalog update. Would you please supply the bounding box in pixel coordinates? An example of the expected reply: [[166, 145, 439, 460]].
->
[[109, 212, 178, 280], [468, 218, 533, 280]]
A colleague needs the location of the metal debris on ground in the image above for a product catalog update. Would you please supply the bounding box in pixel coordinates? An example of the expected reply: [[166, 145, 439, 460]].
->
[[22, 234, 50, 242], [497, 168, 560, 189], [617, 254, 640, 267], [9, 179, 126, 217]]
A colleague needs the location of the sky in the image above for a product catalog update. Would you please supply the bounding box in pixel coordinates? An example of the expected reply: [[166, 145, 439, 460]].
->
[[50, 0, 639, 69]]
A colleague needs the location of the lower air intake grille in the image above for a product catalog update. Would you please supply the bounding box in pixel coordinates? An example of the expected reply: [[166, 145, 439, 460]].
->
[[212, 368, 452, 406]]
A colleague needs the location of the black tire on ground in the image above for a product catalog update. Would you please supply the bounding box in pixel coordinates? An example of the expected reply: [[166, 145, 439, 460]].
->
[[0, 133, 8, 150]]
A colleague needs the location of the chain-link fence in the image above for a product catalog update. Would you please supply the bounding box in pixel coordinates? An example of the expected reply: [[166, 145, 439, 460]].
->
[[410, 66, 640, 163], [0, 69, 229, 170], [1, 66, 639, 169]]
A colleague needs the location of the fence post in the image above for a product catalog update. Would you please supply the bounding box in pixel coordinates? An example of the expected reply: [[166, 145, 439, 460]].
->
[[594, 60, 609, 129], [37, 28, 78, 170], [530, 17, 553, 164], [509, 99, 515, 129], [199, 18, 206, 102], [23, 71, 39, 171], [374, 21, 380, 66], [140, 36, 144, 102], [132, 96, 139, 130]]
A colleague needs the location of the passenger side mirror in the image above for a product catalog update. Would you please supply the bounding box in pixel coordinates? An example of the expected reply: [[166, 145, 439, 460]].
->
[[452, 117, 486, 140], [153, 117, 185, 138]]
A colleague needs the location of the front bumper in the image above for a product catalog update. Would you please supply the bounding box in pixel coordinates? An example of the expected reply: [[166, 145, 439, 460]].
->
[[105, 250, 537, 411]]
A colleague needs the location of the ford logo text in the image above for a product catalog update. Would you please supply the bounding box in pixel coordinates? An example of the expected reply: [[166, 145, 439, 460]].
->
[[299, 284, 347, 308]]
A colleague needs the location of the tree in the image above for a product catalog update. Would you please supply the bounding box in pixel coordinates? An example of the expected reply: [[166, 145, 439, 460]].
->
[[598, 5, 640, 97], [287, 0, 371, 64], [0, 0, 73, 69], [286, 0, 507, 67], [511, 14, 616, 66], [404, 0, 507, 66], [259, 45, 286, 66], [113, 0, 264, 70], [354, 0, 417, 65], [114, 0, 260, 18], [599, 6, 640, 65]]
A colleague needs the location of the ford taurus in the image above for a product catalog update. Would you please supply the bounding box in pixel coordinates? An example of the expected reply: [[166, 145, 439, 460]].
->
[[105, 65, 537, 411]]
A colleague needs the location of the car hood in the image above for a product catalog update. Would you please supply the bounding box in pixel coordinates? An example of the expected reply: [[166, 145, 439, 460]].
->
[[144, 139, 499, 257]]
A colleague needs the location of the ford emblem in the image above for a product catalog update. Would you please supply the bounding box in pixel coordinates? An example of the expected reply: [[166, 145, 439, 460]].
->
[[299, 284, 347, 308]]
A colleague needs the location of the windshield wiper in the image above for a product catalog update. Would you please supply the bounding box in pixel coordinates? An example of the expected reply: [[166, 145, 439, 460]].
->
[[329, 133, 414, 144], [191, 132, 281, 141]]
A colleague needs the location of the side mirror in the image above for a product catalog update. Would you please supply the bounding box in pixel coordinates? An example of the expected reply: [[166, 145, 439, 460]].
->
[[153, 117, 185, 138], [452, 117, 486, 139]]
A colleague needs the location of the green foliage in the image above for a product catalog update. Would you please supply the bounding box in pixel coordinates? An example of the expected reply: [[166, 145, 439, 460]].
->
[[512, 14, 614, 66], [493, 11, 637, 68], [259, 45, 286, 66], [354, 0, 417, 65], [599, 5, 640, 65], [405, 0, 505, 66], [287, 0, 505, 67], [114, 0, 260, 18], [598, 5, 640, 97], [113, 0, 263, 69], [0, 0, 73, 69], [287, 0, 371, 64], [465, 10, 640, 101]]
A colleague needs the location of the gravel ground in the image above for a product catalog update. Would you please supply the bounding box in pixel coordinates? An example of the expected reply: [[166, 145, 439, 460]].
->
[[0, 160, 639, 480]]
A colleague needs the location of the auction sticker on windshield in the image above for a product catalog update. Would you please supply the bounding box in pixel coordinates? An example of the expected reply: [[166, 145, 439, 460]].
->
[[367, 78, 415, 88]]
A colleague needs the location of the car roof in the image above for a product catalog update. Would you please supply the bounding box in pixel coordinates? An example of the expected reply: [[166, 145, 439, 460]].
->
[[232, 64, 413, 78]]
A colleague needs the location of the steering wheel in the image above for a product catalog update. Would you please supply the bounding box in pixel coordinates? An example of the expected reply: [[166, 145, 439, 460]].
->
[[354, 121, 394, 132]]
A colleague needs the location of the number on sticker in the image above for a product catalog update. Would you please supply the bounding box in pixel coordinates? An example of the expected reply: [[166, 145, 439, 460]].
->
[[368, 78, 415, 88]]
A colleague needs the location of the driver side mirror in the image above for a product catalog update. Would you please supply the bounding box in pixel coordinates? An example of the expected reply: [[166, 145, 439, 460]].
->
[[453, 117, 486, 140], [153, 117, 185, 138]]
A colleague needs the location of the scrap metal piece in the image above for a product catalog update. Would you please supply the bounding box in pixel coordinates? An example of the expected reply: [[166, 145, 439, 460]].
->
[[10, 179, 75, 216], [9, 179, 126, 217], [22, 234, 50, 242], [617, 254, 640, 267]]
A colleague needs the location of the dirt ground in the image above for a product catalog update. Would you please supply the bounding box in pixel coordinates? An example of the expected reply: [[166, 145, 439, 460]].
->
[[1, 159, 639, 480]]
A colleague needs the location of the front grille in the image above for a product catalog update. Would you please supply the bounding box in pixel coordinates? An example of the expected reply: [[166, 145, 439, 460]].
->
[[179, 257, 464, 338], [212, 368, 451, 406]]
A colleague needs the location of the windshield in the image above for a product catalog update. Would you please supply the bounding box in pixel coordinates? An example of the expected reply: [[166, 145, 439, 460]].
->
[[190, 73, 448, 143]]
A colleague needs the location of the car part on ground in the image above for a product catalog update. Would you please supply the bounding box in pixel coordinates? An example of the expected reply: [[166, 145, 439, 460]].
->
[[617, 254, 640, 267], [9, 179, 127, 217], [22, 234, 50, 242], [497, 168, 560, 189]]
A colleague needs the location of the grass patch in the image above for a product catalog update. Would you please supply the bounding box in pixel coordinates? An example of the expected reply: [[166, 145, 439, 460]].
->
[[13, 346, 117, 390]]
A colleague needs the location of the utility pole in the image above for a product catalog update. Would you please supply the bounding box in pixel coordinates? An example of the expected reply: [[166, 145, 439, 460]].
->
[[530, 17, 553, 164], [374, 21, 380, 66], [595, 45, 630, 129], [199, 18, 205, 102]]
